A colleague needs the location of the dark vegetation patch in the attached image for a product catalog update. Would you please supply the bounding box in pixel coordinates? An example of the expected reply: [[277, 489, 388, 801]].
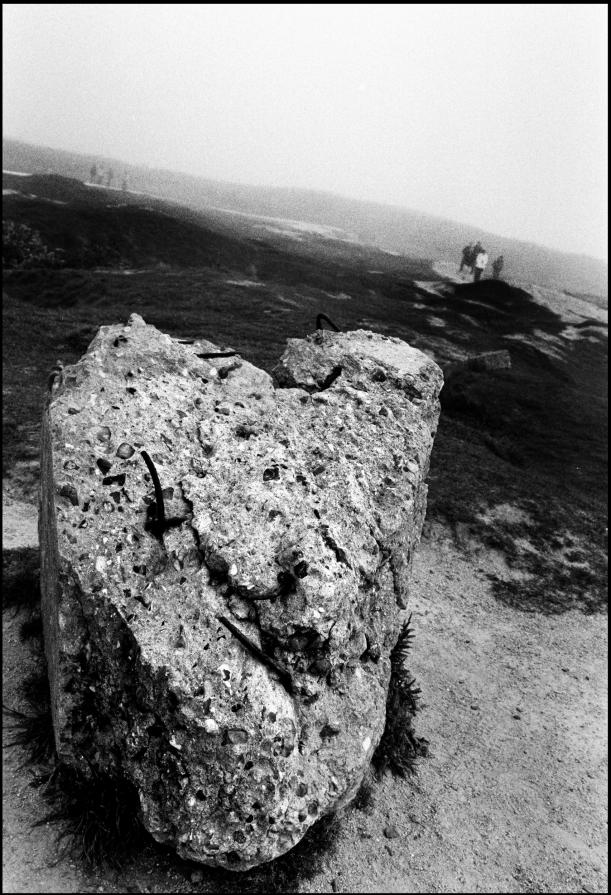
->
[[3, 552, 53, 768], [3, 199, 257, 270], [18, 666, 52, 710], [373, 617, 428, 777], [2, 546, 40, 612], [427, 412, 607, 614], [429, 291, 607, 615], [353, 770, 377, 812], [19, 613, 43, 642], [2, 560, 151, 871], [4, 661, 55, 767], [3, 701, 56, 767], [30, 763, 149, 871]]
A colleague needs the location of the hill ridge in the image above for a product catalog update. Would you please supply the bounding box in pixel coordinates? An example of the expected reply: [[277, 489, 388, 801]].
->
[[3, 137, 607, 298]]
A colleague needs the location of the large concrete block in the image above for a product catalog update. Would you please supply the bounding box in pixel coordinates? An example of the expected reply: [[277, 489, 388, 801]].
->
[[39, 314, 442, 869]]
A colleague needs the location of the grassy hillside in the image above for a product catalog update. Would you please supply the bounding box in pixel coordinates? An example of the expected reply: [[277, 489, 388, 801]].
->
[[2, 169, 607, 615], [3, 174, 261, 270], [2, 171, 434, 280], [4, 137, 607, 298]]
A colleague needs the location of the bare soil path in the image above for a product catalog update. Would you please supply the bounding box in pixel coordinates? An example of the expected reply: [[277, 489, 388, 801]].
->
[[3, 494, 607, 894]]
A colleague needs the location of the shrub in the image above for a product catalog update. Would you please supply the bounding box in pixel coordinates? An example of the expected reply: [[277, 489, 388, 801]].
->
[[2, 220, 64, 269], [373, 616, 428, 777]]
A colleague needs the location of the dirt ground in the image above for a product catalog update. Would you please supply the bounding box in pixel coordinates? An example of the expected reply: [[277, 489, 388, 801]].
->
[[3, 487, 607, 894]]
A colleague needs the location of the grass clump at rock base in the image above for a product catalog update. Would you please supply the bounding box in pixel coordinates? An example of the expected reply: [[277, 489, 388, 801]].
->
[[373, 615, 428, 778], [2, 546, 40, 613], [3, 702, 56, 768], [5, 670, 153, 872], [31, 763, 148, 871]]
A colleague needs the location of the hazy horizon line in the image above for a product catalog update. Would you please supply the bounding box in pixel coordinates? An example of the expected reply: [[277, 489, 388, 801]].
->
[[4, 133, 608, 267]]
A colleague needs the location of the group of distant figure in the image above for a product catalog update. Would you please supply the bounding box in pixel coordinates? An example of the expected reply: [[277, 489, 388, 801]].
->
[[89, 163, 129, 192], [459, 242, 504, 281]]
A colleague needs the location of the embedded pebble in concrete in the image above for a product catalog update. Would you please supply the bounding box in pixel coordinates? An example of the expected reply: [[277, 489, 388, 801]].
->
[[39, 313, 442, 870]]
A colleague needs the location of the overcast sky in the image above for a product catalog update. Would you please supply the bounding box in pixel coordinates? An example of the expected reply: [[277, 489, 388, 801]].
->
[[3, 3, 608, 260]]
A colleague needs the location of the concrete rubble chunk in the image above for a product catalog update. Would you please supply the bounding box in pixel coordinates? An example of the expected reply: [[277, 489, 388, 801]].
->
[[39, 314, 442, 870], [464, 349, 512, 372]]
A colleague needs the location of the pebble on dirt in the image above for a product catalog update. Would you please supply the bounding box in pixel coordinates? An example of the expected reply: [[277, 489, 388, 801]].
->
[[384, 824, 400, 839]]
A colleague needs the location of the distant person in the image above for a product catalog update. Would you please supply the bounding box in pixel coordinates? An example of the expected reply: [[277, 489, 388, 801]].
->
[[473, 247, 488, 282], [121, 173, 129, 192], [492, 255, 504, 280], [459, 243, 474, 273], [90, 163, 97, 183], [106, 168, 114, 187]]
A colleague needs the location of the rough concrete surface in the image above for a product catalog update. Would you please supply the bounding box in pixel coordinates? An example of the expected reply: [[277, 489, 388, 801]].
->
[[38, 315, 442, 870]]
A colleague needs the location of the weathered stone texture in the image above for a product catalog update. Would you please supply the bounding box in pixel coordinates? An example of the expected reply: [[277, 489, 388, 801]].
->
[[39, 315, 442, 869]]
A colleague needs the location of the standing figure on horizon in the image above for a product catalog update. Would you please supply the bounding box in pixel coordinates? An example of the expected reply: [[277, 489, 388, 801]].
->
[[459, 243, 475, 273], [90, 163, 97, 183], [473, 246, 488, 282], [492, 255, 504, 280]]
